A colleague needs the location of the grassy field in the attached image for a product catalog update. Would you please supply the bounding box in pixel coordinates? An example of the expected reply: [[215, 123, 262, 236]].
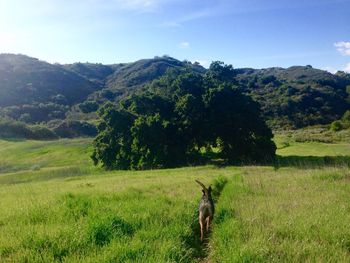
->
[[0, 135, 349, 262], [210, 166, 350, 262]]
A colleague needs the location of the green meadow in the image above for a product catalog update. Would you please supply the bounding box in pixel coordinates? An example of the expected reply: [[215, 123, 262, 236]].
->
[[0, 135, 349, 262]]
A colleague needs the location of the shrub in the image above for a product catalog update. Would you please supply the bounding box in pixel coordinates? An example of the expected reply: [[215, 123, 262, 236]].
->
[[0, 119, 33, 138], [330, 110, 350, 131], [330, 120, 343, 131], [29, 125, 58, 140], [53, 120, 97, 138], [0, 119, 58, 140], [341, 110, 350, 127], [78, 101, 99, 113], [99, 89, 116, 100]]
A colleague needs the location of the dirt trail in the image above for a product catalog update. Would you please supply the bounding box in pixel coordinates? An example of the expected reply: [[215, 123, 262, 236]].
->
[[194, 177, 228, 263]]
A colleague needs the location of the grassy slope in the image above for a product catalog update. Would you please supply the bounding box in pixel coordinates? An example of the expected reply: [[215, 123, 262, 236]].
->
[[277, 142, 350, 156], [275, 129, 350, 156], [0, 138, 93, 172], [0, 138, 96, 184], [0, 137, 349, 262]]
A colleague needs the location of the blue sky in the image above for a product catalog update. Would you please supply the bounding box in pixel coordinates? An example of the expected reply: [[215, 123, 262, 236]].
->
[[0, 0, 350, 72]]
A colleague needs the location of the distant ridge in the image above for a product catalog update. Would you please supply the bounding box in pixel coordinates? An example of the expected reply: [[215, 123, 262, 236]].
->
[[0, 53, 349, 129]]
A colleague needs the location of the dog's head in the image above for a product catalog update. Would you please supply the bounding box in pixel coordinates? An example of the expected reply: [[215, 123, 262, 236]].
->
[[196, 180, 212, 197], [202, 186, 212, 197]]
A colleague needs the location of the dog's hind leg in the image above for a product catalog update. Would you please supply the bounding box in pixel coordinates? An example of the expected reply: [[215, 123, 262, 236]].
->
[[206, 216, 210, 232], [199, 213, 204, 241]]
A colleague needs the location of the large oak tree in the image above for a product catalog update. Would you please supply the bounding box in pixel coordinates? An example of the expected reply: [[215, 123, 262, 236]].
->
[[91, 62, 276, 170]]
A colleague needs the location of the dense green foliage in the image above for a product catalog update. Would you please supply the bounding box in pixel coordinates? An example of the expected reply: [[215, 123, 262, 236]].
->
[[91, 62, 276, 169], [3, 102, 70, 123]]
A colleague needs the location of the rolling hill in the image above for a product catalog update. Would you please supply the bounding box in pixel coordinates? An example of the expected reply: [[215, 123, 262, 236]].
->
[[0, 54, 101, 123], [0, 54, 349, 134], [0, 54, 100, 107]]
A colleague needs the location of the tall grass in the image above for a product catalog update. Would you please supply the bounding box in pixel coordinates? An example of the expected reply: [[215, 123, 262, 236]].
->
[[0, 164, 239, 262], [210, 166, 350, 262]]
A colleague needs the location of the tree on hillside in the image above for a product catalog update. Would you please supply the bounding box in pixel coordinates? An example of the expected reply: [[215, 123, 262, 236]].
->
[[91, 63, 276, 170]]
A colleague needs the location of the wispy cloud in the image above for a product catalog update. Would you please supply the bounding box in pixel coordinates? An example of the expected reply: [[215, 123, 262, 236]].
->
[[179, 41, 190, 49], [162, 5, 223, 27], [162, 0, 350, 27], [334, 41, 350, 56], [98, 0, 163, 13]]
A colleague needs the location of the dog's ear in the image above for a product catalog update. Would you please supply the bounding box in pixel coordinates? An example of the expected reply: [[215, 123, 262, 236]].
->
[[208, 186, 212, 193], [202, 189, 205, 195]]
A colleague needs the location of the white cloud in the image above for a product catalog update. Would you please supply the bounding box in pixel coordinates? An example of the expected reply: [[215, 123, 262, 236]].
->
[[344, 63, 350, 73], [323, 66, 337, 74], [334, 41, 350, 56], [193, 59, 209, 68], [179, 42, 190, 49]]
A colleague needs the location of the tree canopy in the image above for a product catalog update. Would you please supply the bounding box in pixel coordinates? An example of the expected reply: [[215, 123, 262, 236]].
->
[[91, 62, 276, 170]]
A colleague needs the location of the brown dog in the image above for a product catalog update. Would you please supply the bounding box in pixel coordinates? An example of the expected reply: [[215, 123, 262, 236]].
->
[[195, 180, 214, 241]]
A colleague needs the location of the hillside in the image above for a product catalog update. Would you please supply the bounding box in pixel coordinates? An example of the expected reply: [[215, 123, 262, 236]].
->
[[105, 56, 205, 93], [236, 66, 350, 128], [0, 54, 349, 133], [0, 54, 101, 123], [0, 54, 102, 106]]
